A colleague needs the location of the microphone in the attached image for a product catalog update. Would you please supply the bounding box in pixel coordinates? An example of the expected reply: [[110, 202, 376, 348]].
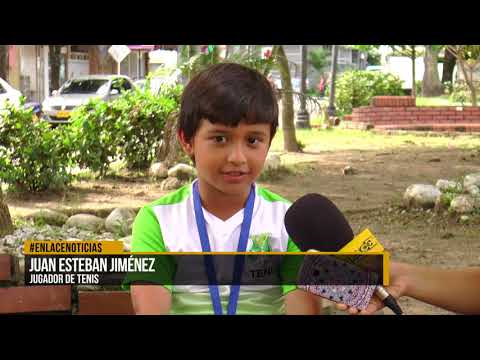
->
[[284, 193, 403, 315]]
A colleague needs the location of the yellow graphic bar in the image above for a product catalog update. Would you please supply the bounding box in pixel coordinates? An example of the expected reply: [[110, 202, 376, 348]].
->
[[23, 240, 125, 255]]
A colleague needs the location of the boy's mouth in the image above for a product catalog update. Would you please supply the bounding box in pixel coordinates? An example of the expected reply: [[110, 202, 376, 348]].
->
[[221, 171, 249, 183]]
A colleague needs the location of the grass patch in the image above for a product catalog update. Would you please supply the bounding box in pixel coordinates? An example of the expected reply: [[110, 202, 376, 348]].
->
[[270, 128, 480, 153], [258, 165, 294, 182], [416, 95, 468, 107], [416, 95, 480, 107]]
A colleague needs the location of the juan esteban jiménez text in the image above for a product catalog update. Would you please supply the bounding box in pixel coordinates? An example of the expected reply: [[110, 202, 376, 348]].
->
[[28, 257, 156, 272]]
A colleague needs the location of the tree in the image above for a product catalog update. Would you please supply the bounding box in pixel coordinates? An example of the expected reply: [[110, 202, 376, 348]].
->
[[275, 45, 301, 152], [308, 47, 329, 75], [422, 45, 443, 97], [0, 45, 8, 80], [0, 45, 13, 237], [390, 45, 422, 97], [0, 188, 13, 238], [49, 45, 62, 91], [176, 45, 304, 152], [442, 47, 456, 84], [447, 45, 480, 106], [348, 45, 380, 66]]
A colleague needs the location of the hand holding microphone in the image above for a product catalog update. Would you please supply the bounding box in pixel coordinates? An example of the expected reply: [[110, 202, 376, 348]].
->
[[335, 261, 408, 315], [284, 193, 404, 315]]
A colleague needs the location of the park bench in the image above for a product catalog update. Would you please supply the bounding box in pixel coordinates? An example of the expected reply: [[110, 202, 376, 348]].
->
[[0, 254, 134, 315]]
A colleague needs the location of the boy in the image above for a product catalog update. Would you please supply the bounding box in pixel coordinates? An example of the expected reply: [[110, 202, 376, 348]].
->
[[126, 63, 320, 315]]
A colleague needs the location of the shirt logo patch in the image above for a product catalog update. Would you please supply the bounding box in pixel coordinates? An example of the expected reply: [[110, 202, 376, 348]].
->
[[248, 233, 272, 252]]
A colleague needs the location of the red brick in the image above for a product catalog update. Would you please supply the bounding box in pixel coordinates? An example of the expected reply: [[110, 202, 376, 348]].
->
[[444, 112, 458, 117], [355, 106, 371, 113], [389, 112, 406, 117], [77, 291, 134, 315], [0, 255, 13, 282], [419, 111, 438, 117], [418, 116, 434, 121], [448, 116, 464, 122], [465, 115, 480, 122], [435, 116, 450, 123], [0, 286, 71, 314]]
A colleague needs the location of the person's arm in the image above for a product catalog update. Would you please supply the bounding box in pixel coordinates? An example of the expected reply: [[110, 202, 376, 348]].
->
[[337, 262, 480, 315], [399, 263, 480, 314], [284, 289, 322, 315], [122, 206, 176, 315], [131, 285, 172, 315]]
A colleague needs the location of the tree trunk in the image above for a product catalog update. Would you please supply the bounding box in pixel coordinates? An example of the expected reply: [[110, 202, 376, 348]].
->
[[156, 112, 189, 167], [411, 46, 416, 97], [422, 45, 443, 97], [442, 47, 456, 84], [49, 45, 62, 91], [275, 46, 300, 152], [0, 45, 8, 80], [89, 45, 116, 74], [89, 45, 101, 74], [458, 60, 478, 106], [0, 188, 13, 238]]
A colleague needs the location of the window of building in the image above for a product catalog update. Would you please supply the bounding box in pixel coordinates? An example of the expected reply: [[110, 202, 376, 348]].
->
[[352, 49, 359, 64]]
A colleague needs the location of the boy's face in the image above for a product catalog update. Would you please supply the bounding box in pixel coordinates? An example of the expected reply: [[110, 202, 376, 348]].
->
[[179, 119, 271, 197]]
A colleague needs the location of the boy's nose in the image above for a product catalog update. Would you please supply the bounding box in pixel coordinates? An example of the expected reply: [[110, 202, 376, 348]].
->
[[227, 143, 247, 165]]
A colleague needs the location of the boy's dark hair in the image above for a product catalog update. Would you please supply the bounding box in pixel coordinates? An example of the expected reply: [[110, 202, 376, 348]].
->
[[178, 63, 279, 143]]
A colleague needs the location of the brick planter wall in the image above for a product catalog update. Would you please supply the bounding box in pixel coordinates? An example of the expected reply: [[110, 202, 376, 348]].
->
[[346, 96, 480, 132]]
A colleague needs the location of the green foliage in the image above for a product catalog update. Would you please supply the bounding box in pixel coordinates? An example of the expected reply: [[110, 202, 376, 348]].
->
[[0, 101, 76, 192], [116, 84, 182, 170], [348, 45, 381, 66], [443, 81, 454, 95], [179, 45, 276, 79], [389, 45, 424, 58], [69, 84, 183, 175], [449, 82, 470, 105], [308, 47, 329, 74], [326, 70, 404, 115], [69, 98, 122, 177], [415, 80, 423, 97]]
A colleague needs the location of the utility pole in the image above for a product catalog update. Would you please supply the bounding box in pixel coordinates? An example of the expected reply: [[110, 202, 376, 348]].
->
[[295, 45, 310, 129], [327, 45, 339, 117]]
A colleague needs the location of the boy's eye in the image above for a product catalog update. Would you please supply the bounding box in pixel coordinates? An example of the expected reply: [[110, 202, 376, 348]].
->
[[213, 136, 227, 143], [248, 137, 261, 145]]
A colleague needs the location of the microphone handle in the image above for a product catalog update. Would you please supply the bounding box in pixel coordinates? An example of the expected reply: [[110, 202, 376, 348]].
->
[[375, 286, 403, 315]]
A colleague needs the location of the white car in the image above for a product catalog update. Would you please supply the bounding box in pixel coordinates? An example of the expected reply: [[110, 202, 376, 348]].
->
[[42, 74, 135, 124], [0, 77, 22, 110]]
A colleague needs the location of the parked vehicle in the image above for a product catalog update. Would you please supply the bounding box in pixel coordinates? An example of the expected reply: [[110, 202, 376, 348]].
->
[[0, 77, 22, 110], [42, 75, 135, 124]]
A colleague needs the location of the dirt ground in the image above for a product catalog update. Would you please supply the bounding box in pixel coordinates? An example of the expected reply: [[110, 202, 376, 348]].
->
[[5, 144, 480, 315]]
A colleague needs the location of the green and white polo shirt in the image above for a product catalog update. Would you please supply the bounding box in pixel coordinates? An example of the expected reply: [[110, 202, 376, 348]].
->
[[124, 180, 301, 315]]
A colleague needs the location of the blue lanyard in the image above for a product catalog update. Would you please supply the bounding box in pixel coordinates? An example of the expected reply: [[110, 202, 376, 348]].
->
[[192, 181, 255, 315]]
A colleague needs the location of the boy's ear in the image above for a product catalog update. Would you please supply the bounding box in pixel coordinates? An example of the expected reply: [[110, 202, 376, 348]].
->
[[177, 129, 194, 156]]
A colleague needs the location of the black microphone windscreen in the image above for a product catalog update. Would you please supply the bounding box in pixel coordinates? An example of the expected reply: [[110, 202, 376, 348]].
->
[[284, 193, 354, 252]]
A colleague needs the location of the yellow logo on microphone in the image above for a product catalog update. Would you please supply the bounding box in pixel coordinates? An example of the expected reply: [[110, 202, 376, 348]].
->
[[339, 229, 384, 253], [338, 229, 389, 286]]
